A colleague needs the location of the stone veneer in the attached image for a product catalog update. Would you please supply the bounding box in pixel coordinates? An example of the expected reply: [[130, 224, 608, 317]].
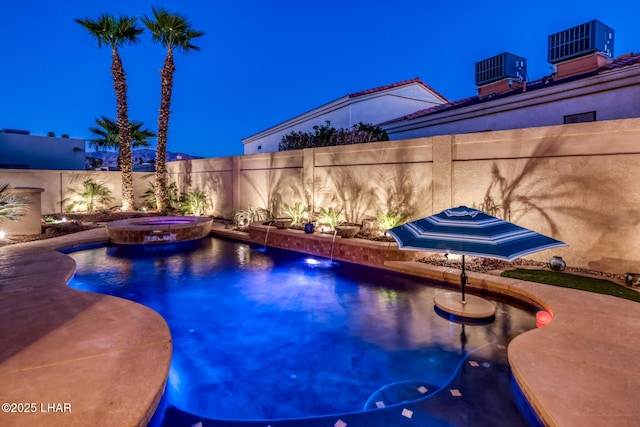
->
[[212, 223, 426, 267], [106, 216, 212, 245]]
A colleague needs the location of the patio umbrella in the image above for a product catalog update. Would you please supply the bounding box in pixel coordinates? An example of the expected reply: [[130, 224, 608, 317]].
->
[[387, 206, 567, 303]]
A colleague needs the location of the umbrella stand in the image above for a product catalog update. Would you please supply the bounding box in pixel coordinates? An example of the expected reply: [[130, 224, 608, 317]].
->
[[460, 255, 467, 304]]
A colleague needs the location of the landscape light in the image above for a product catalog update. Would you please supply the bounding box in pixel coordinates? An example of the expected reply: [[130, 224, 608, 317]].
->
[[548, 256, 566, 271], [445, 252, 462, 261], [536, 310, 552, 327]]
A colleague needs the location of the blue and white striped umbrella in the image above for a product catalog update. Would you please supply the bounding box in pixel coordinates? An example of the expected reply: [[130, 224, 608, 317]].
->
[[388, 206, 567, 302]]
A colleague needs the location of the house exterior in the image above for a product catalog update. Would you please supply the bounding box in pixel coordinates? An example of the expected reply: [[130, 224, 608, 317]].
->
[[381, 52, 640, 140], [246, 21, 639, 152], [241, 78, 448, 154], [0, 130, 86, 170]]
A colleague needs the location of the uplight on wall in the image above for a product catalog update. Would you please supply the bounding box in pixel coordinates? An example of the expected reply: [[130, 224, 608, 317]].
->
[[0, 231, 6, 239], [445, 253, 462, 262]]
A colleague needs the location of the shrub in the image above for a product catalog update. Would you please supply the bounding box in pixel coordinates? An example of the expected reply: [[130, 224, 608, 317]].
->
[[279, 121, 389, 151], [233, 207, 271, 229], [376, 211, 407, 234], [317, 207, 343, 230], [143, 181, 179, 211], [283, 202, 308, 224], [65, 179, 114, 213], [182, 189, 210, 216]]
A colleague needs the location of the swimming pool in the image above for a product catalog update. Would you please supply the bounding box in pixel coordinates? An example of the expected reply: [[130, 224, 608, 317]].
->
[[68, 237, 538, 426]]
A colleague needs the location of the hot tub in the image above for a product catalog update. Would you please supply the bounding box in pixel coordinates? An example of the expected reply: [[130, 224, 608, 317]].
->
[[106, 216, 213, 245]]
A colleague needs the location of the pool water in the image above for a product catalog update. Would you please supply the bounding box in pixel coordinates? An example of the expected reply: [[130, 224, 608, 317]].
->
[[68, 237, 537, 426]]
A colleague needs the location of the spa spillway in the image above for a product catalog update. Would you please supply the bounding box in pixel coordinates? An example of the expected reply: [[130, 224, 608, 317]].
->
[[106, 216, 213, 245]]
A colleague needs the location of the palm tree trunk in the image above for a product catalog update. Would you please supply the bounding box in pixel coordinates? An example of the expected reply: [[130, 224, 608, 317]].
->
[[112, 48, 135, 211], [155, 48, 175, 212]]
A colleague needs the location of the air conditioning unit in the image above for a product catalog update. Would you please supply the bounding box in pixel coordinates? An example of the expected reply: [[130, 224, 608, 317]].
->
[[475, 52, 526, 87], [548, 20, 614, 64]]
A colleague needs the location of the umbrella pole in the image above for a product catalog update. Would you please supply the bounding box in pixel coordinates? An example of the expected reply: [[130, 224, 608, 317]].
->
[[461, 255, 467, 304]]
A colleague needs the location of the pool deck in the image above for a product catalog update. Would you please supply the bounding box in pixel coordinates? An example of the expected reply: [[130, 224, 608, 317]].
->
[[0, 228, 639, 426], [0, 228, 172, 427]]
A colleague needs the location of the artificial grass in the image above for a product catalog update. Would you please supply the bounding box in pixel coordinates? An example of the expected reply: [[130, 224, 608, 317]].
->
[[501, 269, 640, 303]]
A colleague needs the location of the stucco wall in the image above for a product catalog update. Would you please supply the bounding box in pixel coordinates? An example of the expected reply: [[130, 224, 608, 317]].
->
[[169, 157, 234, 219], [2, 118, 638, 273], [0, 170, 152, 214], [385, 66, 640, 140], [167, 118, 640, 274], [242, 82, 447, 155], [449, 120, 640, 272]]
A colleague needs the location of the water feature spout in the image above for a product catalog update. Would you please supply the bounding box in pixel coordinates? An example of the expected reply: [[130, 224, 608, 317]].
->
[[329, 228, 338, 262], [263, 221, 275, 251]]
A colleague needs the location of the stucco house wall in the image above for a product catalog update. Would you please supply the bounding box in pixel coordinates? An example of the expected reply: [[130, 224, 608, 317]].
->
[[383, 62, 640, 140], [0, 132, 86, 170], [241, 79, 447, 155]]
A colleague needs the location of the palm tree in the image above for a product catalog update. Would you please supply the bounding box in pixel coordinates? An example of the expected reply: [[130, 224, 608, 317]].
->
[[75, 14, 144, 211], [88, 116, 156, 169], [142, 7, 204, 212]]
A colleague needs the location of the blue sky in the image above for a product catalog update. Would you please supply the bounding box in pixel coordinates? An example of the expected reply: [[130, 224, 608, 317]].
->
[[1, 1, 637, 158]]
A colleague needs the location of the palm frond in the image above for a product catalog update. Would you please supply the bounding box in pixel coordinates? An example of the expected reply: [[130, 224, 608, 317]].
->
[[141, 7, 204, 52], [0, 184, 31, 222]]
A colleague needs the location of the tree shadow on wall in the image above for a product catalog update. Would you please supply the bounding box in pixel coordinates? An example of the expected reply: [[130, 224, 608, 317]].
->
[[476, 138, 574, 235], [288, 176, 325, 216], [243, 152, 302, 217], [474, 127, 632, 241], [372, 165, 431, 221], [171, 160, 226, 216], [170, 159, 192, 196], [323, 150, 431, 224]]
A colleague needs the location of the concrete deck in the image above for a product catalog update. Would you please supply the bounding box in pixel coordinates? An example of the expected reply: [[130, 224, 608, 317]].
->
[[0, 229, 638, 426], [0, 229, 172, 427]]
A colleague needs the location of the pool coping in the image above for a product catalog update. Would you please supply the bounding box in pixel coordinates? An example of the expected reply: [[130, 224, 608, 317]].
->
[[1, 228, 639, 426]]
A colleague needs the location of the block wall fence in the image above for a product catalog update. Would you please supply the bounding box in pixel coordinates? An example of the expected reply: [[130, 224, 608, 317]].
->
[[167, 118, 640, 274], [1, 118, 638, 273], [0, 170, 152, 215]]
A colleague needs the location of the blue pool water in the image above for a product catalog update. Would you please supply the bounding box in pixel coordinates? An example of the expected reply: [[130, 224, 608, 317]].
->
[[68, 238, 537, 426]]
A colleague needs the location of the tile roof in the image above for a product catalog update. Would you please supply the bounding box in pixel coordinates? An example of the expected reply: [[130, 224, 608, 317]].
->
[[381, 52, 640, 126], [348, 77, 448, 102], [599, 51, 640, 71]]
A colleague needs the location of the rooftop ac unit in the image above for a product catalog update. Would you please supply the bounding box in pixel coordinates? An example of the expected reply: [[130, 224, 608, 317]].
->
[[475, 52, 526, 87], [548, 20, 614, 64]]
